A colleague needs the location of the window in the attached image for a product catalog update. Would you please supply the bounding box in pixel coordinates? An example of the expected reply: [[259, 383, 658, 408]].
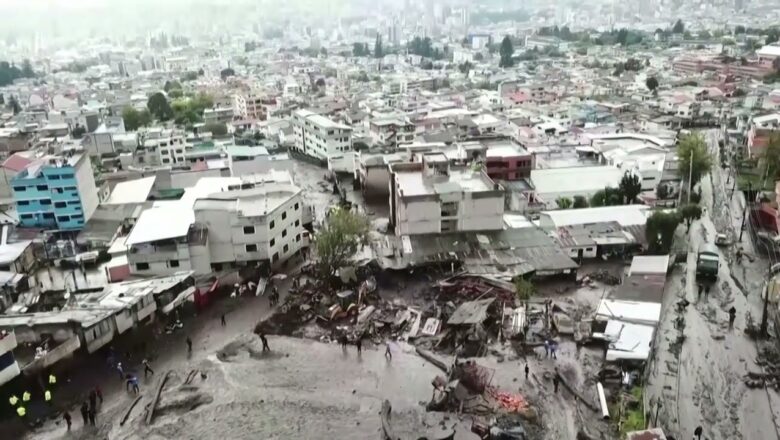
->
[[36, 185, 48, 191], [169, 260, 180, 268], [61, 174, 74, 179], [48, 175, 61, 180], [294, 202, 300, 210], [246, 244, 258, 252], [18, 201, 29, 206], [282, 229, 287, 238], [243, 226, 255, 234], [20, 214, 32, 220], [54, 202, 66, 208], [57, 215, 70, 222], [270, 220, 275, 229], [282, 211, 287, 220], [272, 252, 279, 263], [295, 220, 300, 227], [136, 262, 150, 270], [41, 200, 51, 205], [283, 244, 289, 253], [211, 263, 223, 271], [43, 213, 55, 219], [296, 234, 301, 242], [13, 186, 25, 192], [162, 158, 171, 164], [270, 238, 275, 247]]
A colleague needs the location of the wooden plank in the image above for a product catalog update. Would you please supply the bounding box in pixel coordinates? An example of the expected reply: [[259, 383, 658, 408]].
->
[[120, 395, 143, 426], [145, 370, 171, 425]]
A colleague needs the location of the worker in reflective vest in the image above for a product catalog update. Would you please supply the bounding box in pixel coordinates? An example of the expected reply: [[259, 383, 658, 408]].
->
[[48, 374, 57, 386], [16, 406, 26, 417], [22, 391, 30, 402], [44, 389, 52, 403], [9, 394, 19, 406]]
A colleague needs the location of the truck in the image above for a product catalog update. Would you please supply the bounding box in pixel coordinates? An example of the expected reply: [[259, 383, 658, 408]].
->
[[696, 243, 720, 281]]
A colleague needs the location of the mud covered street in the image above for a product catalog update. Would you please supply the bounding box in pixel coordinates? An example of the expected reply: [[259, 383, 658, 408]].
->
[[646, 129, 780, 440]]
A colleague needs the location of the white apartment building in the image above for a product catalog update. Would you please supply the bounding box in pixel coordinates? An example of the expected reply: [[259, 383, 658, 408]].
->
[[126, 171, 306, 276], [233, 93, 267, 120], [291, 109, 352, 161], [369, 118, 416, 147], [0, 330, 20, 386], [203, 107, 235, 126], [140, 129, 187, 165], [389, 153, 505, 236]]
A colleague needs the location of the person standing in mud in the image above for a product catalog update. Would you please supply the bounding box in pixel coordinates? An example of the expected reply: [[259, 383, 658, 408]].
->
[[142, 358, 155, 377], [221, 313, 227, 327], [355, 334, 363, 355], [524, 364, 529, 380], [88, 389, 97, 414], [553, 374, 560, 393], [694, 425, 703, 440], [385, 340, 392, 359], [80, 401, 89, 426], [259, 332, 270, 351], [186, 337, 193, 354], [729, 306, 737, 329], [88, 405, 96, 426], [63, 411, 72, 431]]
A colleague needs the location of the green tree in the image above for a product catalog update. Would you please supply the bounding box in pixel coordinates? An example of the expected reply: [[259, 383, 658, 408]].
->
[[8, 96, 20, 114], [645, 211, 681, 254], [646, 76, 659, 92], [164, 80, 182, 93], [122, 107, 152, 131], [590, 186, 623, 207], [672, 19, 685, 34], [220, 68, 235, 80], [573, 195, 589, 208], [499, 36, 514, 68], [315, 208, 370, 279], [147, 92, 173, 121], [71, 124, 86, 138], [21, 59, 34, 78], [760, 134, 780, 180], [619, 172, 642, 204], [374, 34, 383, 58], [204, 122, 228, 136], [353, 43, 366, 57], [679, 204, 703, 230], [514, 278, 535, 300], [677, 133, 712, 187], [556, 197, 573, 209]]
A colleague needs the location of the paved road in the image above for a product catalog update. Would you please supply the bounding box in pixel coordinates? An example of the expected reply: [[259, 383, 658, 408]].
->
[[646, 129, 780, 440]]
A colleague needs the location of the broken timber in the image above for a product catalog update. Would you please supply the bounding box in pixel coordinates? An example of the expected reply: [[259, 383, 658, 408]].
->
[[119, 395, 143, 426], [415, 347, 449, 373], [381, 399, 401, 440], [146, 370, 172, 425], [556, 372, 599, 413]]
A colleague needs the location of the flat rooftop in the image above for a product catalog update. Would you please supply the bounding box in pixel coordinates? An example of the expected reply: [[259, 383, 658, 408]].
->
[[396, 168, 495, 198]]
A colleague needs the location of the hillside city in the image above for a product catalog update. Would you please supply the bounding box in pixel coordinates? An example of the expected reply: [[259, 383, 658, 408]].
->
[[2, 1, 780, 439]]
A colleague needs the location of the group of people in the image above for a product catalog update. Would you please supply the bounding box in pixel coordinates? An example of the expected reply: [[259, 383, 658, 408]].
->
[[543, 339, 559, 359], [8, 373, 58, 423], [64, 386, 102, 431]]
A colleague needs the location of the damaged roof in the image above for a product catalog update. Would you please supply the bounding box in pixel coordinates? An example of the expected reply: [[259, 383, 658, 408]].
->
[[378, 228, 578, 278], [448, 298, 495, 325]]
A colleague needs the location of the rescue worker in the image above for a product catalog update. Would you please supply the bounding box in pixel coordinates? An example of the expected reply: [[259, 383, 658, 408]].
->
[[44, 389, 52, 405], [16, 405, 26, 418], [8, 394, 19, 407], [22, 390, 31, 403], [48, 373, 57, 386], [729, 306, 737, 329]]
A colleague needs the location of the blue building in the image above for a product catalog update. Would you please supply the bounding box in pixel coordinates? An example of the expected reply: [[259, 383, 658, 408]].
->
[[11, 153, 99, 231]]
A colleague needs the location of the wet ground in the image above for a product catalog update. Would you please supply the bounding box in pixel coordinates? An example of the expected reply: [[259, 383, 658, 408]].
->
[[646, 128, 780, 440]]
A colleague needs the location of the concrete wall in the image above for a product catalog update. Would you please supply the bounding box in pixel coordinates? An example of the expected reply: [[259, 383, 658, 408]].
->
[[395, 199, 440, 235], [458, 194, 505, 231], [114, 308, 134, 334], [75, 154, 100, 224]]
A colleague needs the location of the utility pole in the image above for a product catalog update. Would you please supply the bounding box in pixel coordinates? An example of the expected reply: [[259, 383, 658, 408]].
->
[[687, 148, 694, 204], [739, 182, 751, 242], [761, 277, 770, 338]]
